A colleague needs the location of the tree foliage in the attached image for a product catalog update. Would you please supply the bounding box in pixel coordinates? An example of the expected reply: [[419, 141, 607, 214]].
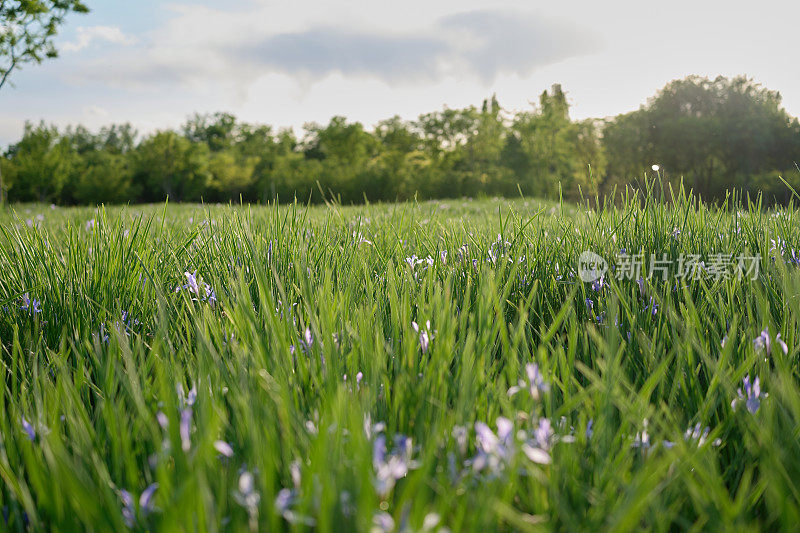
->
[[602, 75, 800, 202], [1, 76, 797, 206], [0, 0, 89, 90]]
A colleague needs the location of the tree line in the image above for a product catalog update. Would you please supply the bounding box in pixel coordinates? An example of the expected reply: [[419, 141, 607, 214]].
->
[[2, 75, 799, 206]]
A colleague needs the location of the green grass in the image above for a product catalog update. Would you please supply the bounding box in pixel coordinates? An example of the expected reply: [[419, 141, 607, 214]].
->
[[1, 189, 800, 531]]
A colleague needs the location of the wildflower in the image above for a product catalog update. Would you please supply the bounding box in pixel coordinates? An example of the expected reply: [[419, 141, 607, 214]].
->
[[156, 411, 169, 430], [214, 440, 234, 458], [651, 164, 660, 171], [373, 434, 415, 496], [411, 321, 434, 354], [176, 271, 216, 303], [95, 323, 110, 344], [363, 414, 386, 440], [753, 327, 788, 355], [300, 327, 314, 352], [180, 408, 192, 452], [684, 423, 721, 447], [21, 417, 36, 442], [585, 419, 594, 440], [472, 417, 514, 474], [645, 297, 658, 316], [372, 511, 395, 532], [177, 383, 197, 408], [422, 513, 441, 531], [85, 219, 96, 232], [591, 276, 606, 292], [452, 425, 468, 455], [184, 271, 200, 294], [234, 471, 261, 527], [507, 363, 549, 400], [139, 483, 159, 516], [632, 419, 651, 450], [119, 489, 136, 527], [439, 250, 448, 264], [584, 298, 594, 311], [353, 231, 372, 245], [522, 418, 553, 465], [274, 488, 294, 516], [732, 375, 764, 413], [20, 293, 42, 315]]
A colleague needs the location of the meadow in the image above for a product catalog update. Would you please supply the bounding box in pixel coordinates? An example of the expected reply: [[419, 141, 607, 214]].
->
[[1, 188, 800, 531]]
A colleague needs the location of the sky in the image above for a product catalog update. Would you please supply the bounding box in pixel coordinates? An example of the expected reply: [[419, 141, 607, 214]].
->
[[2, 0, 799, 146]]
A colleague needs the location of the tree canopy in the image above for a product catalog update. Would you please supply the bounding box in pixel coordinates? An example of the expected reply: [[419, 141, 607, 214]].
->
[[0, 0, 89, 90], [1, 76, 798, 206]]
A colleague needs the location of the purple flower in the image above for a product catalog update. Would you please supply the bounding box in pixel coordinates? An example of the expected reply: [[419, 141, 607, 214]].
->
[[372, 433, 416, 496], [20, 293, 42, 315], [21, 417, 36, 442], [645, 297, 658, 316], [300, 327, 313, 352], [177, 383, 197, 408], [176, 271, 216, 304], [522, 418, 553, 465], [632, 419, 651, 450], [591, 276, 606, 292], [184, 271, 200, 294], [507, 363, 549, 400], [753, 328, 788, 355], [139, 483, 159, 516], [214, 440, 234, 458], [472, 417, 514, 474], [684, 423, 721, 447], [412, 321, 434, 354], [732, 375, 764, 413], [372, 512, 395, 532], [180, 408, 192, 452], [156, 411, 169, 430], [234, 470, 261, 526], [119, 489, 135, 528]]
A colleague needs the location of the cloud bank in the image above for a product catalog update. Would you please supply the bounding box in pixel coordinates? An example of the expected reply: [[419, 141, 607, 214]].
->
[[62, 26, 138, 53], [240, 10, 599, 83], [69, 8, 600, 89]]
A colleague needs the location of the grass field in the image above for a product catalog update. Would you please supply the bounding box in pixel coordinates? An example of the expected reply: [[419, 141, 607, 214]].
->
[[2, 190, 800, 531]]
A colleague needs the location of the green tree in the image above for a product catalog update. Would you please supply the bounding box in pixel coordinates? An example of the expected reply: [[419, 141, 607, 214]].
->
[[207, 150, 257, 201], [602, 75, 800, 201], [4, 122, 77, 202], [73, 151, 137, 204], [182, 112, 237, 152], [133, 131, 210, 202], [302, 117, 380, 202], [507, 85, 597, 199], [1, 0, 89, 204]]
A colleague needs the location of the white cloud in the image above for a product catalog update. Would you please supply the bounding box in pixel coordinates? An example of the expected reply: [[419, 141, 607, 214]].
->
[[62, 26, 138, 53], [66, 6, 599, 93]]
